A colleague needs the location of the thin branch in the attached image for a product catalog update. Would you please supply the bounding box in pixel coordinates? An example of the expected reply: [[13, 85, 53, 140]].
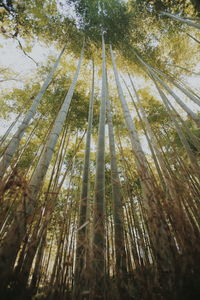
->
[[16, 38, 39, 66], [165, 63, 200, 76], [187, 33, 200, 44]]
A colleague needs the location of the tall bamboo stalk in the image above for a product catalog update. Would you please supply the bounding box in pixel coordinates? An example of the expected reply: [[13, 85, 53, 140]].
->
[[92, 35, 107, 300]]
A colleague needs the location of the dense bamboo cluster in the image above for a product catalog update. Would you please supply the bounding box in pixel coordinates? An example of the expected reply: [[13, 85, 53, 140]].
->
[[0, 32, 200, 300]]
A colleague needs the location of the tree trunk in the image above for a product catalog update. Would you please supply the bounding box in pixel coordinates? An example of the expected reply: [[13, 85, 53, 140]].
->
[[135, 54, 200, 127], [0, 45, 66, 180], [91, 35, 107, 300], [0, 44, 84, 286], [124, 74, 165, 186], [28, 45, 84, 202], [106, 79, 127, 290], [150, 73, 200, 173], [0, 113, 21, 150], [73, 60, 95, 300], [153, 67, 200, 107], [187, 32, 200, 44], [161, 11, 200, 30], [110, 45, 175, 289]]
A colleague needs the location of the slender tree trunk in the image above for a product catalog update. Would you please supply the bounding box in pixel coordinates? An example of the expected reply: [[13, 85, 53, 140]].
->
[[0, 44, 84, 285], [0, 113, 21, 150], [110, 45, 175, 289], [91, 35, 107, 300], [106, 85, 126, 270], [175, 78, 200, 100], [106, 80, 127, 296], [187, 32, 200, 44], [135, 54, 200, 127], [150, 74, 200, 173], [30, 231, 46, 292], [128, 75, 199, 260], [73, 60, 95, 300], [152, 73, 200, 127], [28, 44, 84, 202], [153, 67, 200, 107], [0, 45, 66, 180], [161, 11, 200, 30], [123, 75, 165, 186], [165, 63, 200, 76]]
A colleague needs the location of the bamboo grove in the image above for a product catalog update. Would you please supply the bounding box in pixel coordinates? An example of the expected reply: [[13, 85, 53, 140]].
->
[[0, 0, 200, 299]]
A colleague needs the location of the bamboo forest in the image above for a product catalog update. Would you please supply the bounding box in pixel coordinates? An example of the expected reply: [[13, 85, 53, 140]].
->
[[0, 0, 200, 299]]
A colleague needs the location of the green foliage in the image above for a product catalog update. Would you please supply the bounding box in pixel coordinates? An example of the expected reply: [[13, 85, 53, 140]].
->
[[0, 0, 82, 53], [173, 117, 200, 155], [16, 140, 37, 169], [136, 88, 170, 130], [1, 0, 199, 74], [133, 0, 193, 14], [65, 0, 132, 46]]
